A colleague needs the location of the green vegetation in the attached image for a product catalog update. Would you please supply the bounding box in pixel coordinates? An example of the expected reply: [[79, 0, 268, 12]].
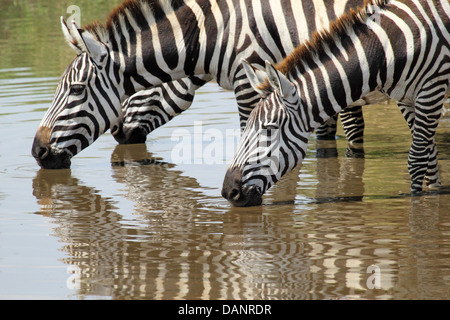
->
[[0, 0, 123, 77]]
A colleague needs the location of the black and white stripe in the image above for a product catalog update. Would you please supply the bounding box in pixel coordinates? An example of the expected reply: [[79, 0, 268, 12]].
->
[[223, 0, 450, 206], [113, 75, 212, 144], [32, 0, 368, 169]]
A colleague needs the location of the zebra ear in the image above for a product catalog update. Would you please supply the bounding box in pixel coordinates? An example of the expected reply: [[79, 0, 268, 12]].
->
[[79, 30, 108, 63], [67, 19, 108, 64], [61, 17, 83, 54], [265, 61, 296, 101], [241, 59, 267, 97]]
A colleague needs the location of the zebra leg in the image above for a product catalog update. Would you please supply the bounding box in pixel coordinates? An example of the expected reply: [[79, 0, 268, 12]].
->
[[398, 101, 442, 192], [405, 94, 444, 194], [424, 139, 441, 189], [408, 135, 433, 194], [422, 91, 447, 188], [398, 102, 415, 130], [316, 105, 365, 158], [339, 105, 365, 158], [315, 115, 338, 140], [315, 114, 339, 158], [316, 139, 338, 158]]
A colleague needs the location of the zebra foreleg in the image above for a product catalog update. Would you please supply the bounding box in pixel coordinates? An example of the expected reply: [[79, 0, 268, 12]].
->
[[407, 137, 442, 193], [315, 115, 338, 140], [424, 140, 441, 189], [408, 136, 432, 193], [339, 105, 365, 158], [406, 93, 444, 194], [398, 103, 440, 189], [315, 105, 365, 158]]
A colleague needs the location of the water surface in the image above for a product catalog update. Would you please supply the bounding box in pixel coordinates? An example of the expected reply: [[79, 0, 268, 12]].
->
[[0, 1, 449, 300]]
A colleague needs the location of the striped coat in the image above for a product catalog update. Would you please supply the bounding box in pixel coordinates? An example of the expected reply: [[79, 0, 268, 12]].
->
[[222, 0, 450, 206]]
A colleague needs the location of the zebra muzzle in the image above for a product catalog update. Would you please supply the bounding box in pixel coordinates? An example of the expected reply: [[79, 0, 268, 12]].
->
[[31, 127, 72, 169], [222, 167, 263, 207], [111, 122, 148, 145]]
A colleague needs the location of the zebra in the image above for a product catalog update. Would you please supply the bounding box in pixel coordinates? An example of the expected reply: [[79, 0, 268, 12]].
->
[[113, 75, 212, 144], [222, 0, 450, 207], [116, 65, 387, 149], [31, 0, 372, 169]]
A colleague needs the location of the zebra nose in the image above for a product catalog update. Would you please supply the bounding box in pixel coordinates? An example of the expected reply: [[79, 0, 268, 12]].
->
[[228, 188, 242, 202], [31, 128, 71, 169], [32, 136, 50, 160], [222, 167, 263, 207], [32, 126, 51, 160], [112, 123, 148, 144], [222, 167, 242, 202], [34, 144, 50, 160], [223, 186, 243, 204]]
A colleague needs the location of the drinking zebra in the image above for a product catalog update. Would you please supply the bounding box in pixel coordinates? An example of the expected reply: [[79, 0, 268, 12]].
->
[[113, 75, 212, 144], [222, 0, 450, 206], [116, 67, 387, 148], [32, 0, 371, 169]]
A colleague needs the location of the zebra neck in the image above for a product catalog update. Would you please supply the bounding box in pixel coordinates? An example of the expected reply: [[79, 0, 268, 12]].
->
[[108, 1, 209, 96]]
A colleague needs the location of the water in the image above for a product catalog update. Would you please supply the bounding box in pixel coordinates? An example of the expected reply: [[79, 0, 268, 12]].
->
[[0, 1, 449, 300]]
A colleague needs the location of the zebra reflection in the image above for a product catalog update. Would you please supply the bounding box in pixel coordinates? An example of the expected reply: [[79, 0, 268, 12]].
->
[[31, 147, 308, 299]]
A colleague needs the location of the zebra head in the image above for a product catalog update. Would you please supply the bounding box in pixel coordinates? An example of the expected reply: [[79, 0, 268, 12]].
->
[[111, 89, 160, 145], [112, 76, 211, 145], [222, 60, 311, 207], [32, 18, 122, 169]]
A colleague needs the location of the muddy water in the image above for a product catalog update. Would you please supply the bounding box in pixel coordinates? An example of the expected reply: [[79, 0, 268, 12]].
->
[[0, 1, 449, 300]]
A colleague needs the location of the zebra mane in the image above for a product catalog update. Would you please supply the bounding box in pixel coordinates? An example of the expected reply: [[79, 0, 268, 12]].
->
[[83, 0, 187, 43], [259, 0, 390, 92]]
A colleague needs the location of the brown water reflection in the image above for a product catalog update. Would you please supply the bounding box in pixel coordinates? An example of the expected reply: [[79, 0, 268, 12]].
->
[[1, 0, 447, 301], [32, 141, 450, 300]]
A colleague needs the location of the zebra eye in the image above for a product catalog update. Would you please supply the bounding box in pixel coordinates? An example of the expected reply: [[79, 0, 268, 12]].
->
[[70, 84, 86, 95]]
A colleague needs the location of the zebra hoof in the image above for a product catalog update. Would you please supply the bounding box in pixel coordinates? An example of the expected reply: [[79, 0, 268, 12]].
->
[[410, 187, 424, 197], [316, 135, 336, 141], [316, 140, 338, 158], [344, 147, 365, 158], [316, 147, 338, 158]]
